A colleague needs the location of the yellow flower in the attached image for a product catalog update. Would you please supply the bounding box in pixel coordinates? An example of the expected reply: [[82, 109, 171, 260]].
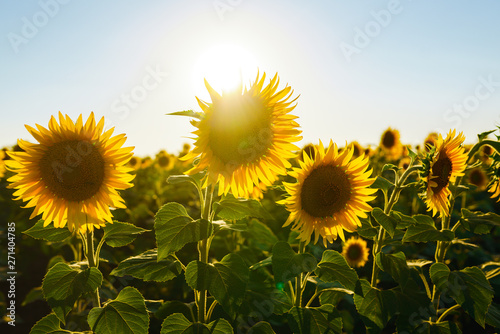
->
[[281, 141, 377, 246], [155, 150, 175, 171], [0, 149, 6, 178], [298, 143, 317, 162], [424, 130, 467, 217], [183, 72, 301, 198], [380, 127, 403, 160], [127, 156, 141, 170], [467, 167, 488, 190], [349, 141, 363, 158], [342, 237, 370, 268], [6, 112, 134, 232], [399, 156, 412, 171], [423, 132, 439, 152]]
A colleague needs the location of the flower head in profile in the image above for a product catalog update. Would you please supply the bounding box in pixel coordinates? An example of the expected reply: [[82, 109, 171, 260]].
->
[[7, 112, 135, 232], [424, 132, 439, 152], [182, 72, 301, 198], [280, 141, 377, 246], [424, 130, 467, 217], [380, 127, 403, 160], [342, 237, 370, 268]]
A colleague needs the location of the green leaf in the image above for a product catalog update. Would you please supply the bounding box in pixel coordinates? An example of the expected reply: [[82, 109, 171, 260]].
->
[[407, 146, 417, 160], [167, 109, 204, 119], [376, 252, 410, 288], [88, 286, 149, 334], [477, 129, 496, 142], [247, 321, 276, 334], [372, 208, 397, 238], [42, 262, 102, 324], [315, 250, 358, 290], [460, 208, 500, 234], [155, 203, 211, 260], [381, 163, 399, 172], [391, 211, 417, 229], [24, 220, 72, 242], [407, 259, 433, 268], [185, 253, 249, 316], [416, 321, 462, 334], [271, 241, 317, 284], [431, 264, 493, 327], [413, 214, 436, 226], [356, 217, 378, 239], [403, 224, 454, 243], [102, 221, 148, 248], [250, 256, 272, 271], [30, 312, 91, 334], [110, 249, 182, 282], [486, 302, 500, 328], [430, 263, 451, 293], [287, 304, 342, 334], [319, 286, 354, 307], [161, 313, 209, 334], [371, 176, 393, 194], [354, 285, 398, 330], [247, 219, 279, 251], [214, 195, 272, 221], [22, 286, 43, 306], [155, 301, 193, 322]]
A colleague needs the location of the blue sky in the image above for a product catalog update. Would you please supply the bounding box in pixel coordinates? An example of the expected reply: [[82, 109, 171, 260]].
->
[[1, 0, 500, 156]]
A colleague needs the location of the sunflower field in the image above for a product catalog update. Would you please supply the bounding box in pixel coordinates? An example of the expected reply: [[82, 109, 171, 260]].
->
[[2, 73, 500, 334]]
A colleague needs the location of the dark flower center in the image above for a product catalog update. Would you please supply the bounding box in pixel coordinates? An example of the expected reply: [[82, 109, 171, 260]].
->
[[40, 140, 104, 201], [382, 131, 396, 149], [430, 151, 452, 194], [301, 165, 351, 218]]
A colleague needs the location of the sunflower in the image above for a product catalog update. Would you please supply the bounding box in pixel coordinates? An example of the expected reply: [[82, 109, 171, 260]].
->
[[424, 130, 467, 217], [349, 141, 363, 158], [380, 127, 403, 160], [467, 167, 488, 190], [182, 72, 301, 198], [281, 141, 377, 246], [399, 156, 412, 171], [423, 132, 439, 152], [342, 237, 370, 268], [155, 150, 175, 171], [298, 143, 317, 162], [6, 112, 134, 233], [127, 156, 141, 170], [0, 149, 6, 178]]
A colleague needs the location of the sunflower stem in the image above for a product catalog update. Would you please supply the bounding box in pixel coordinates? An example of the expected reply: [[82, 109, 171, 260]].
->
[[295, 240, 307, 308], [84, 229, 101, 308], [197, 183, 214, 323], [437, 303, 461, 323], [371, 165, 422, 286]]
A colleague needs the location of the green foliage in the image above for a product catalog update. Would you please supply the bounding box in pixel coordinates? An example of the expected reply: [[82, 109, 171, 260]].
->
[[42, 262, 102, 324], [30, 313, 92, 334], [354, 280, 397, 331], [101, 221, 148, 247], [315, 250, 358, 290], [372, 208, 397, 237], [155, 202, 212, 259], [160, 313, 233, 334], [287, 304, 342, 334], [403, 224, 455, 242], [213, 195, 272, 221], [376, 251, 410, 288], [110, 249, 182, 282], [24, 220, 73, 242], [87, 287, 149, 334], [185, 253, 249, 316], [272, 241, 317, 284], [460, 208, 500, 234]]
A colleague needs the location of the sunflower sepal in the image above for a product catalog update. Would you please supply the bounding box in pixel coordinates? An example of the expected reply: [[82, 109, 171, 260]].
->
[[167, 109, 205, 120]]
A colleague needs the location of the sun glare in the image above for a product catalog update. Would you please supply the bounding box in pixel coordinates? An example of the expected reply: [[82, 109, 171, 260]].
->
[[192, 44, 258, 97]]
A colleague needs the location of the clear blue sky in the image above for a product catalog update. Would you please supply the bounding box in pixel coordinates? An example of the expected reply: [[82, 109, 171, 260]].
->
[[1, 0, 500, 156]]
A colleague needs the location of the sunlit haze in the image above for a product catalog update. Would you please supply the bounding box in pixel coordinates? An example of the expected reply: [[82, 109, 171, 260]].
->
[[1, 1, 500, 156]]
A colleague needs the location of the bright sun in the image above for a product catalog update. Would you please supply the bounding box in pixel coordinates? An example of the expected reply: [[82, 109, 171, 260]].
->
[[192, 44, 258, 98]]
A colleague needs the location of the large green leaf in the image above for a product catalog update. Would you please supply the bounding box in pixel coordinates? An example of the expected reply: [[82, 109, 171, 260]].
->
[[416, 321, 462, 333], [315, 250, 358, 290], [155, 301, 193, 322], [372, 208, 397, 238], [403, 224, 454, 243], [110, 249, 182, 282], [185, 253, 249, 316], [246, 219, 279, 251], [102, 221, 148, 247], [376, 252, 410, 288], [431, 264, 493, 327], [247, 321, 276, 334], [213, 195, 272, 221], [371, 176, 393, 194], [460, 208, 500, 234], [30, 312, 92, 334], [24, 220, 72, 242], [42, 263, 102, 324], [272, 241, 317, 284], [155, 203, 211, 260], [486, 302, 500, 328], [160, 313, 233, 334], [354, 282, 397, 330], [287, 304, 342, 334], [88, 287, 149, 334]]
